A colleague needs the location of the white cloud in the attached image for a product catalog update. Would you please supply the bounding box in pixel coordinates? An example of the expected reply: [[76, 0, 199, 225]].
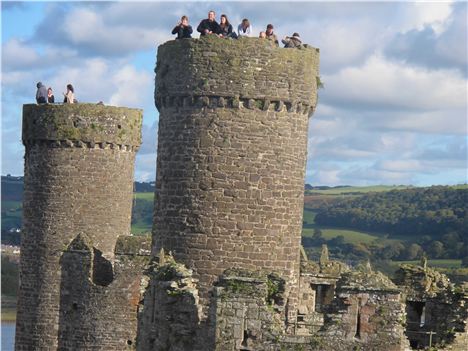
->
[[135, 153, 157, 182], [35, 4, 172, 56], [2, 1, 467, 186], [2, 39, 39, 69], [396, 1, 454, 35], [323, 54, 467, 112], [109, 65, 153, 107]]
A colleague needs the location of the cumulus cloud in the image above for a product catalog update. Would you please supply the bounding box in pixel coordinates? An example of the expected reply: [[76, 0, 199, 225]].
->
[[385, 2, 467, 75], [394, 1, 454, 35], [135, 153, 157, 182], [2, 1, 467, 186], [322, 54, 466, 112], [2, 39, 40, 69], [31, 3, 171, 57]]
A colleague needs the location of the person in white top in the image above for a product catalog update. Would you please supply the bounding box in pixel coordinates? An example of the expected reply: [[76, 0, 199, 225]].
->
[[237, 18, 252, 37], [63, 84, 75, 104]]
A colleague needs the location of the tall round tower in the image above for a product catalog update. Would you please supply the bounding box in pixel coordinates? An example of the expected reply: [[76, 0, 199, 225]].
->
[[16, 104, 142, 349], [153, 37, 319, 318]]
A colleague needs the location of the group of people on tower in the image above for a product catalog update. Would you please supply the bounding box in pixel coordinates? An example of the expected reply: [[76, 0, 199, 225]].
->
[[35, 82, 76, 104], [171, 10, 303, 48]]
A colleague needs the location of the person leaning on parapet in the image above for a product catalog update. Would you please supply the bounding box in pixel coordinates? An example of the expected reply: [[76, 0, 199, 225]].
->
[[47, 87, 55, 103], [36, 82, 48, 104], [237, 18, 252, 37], [63, 84, 75, 104], [218, 14, 237, 39], [265, 24, 279, 46], [172, 15, 193, 39], [282, 32, 302, 48], [197, 10, 221, 36]]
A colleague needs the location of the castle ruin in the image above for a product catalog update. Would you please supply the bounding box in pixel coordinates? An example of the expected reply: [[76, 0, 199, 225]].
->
[[15, 37, 467, 350]]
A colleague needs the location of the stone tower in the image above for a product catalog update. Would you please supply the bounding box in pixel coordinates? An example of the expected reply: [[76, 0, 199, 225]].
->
[[151, 37, 319, 327], [16, 104, 145, 350]]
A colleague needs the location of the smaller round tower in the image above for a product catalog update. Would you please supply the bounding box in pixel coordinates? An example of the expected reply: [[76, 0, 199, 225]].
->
[[16, 104, 142, 350]]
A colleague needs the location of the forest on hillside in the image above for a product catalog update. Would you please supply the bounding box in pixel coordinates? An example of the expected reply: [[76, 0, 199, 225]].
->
[[313, 186, 467, 261]]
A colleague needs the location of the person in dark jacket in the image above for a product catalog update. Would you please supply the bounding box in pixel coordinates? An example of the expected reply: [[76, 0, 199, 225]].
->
[[282, 32, 302, 48], [47, 87, 55, 103], [218, 14, 237, 39], [171, 15, 193, 39], [36, 82, 47, 104], [197, 10, 220, 36]]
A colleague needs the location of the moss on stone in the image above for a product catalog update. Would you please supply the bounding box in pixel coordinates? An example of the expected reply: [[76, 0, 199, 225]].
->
[[22, 104, 143, 146], [266, 273, 285, 305], [67, 233, 93, 252]]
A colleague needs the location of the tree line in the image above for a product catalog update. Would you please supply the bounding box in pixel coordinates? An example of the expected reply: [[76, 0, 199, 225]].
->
[[313, 186, 467, 262]]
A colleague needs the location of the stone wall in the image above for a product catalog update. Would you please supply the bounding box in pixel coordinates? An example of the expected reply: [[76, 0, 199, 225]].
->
[[58, 235, 151, 350], [152, 36, 320, 326], [16, 104, 142, 350], [317, 265, 408, 351], [394, 264, 468, 350]]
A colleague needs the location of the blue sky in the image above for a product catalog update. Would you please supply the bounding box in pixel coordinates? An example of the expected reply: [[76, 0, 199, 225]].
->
[[1, 1, 467, 185]]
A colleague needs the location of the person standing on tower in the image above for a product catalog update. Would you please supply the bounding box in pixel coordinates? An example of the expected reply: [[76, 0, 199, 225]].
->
[[197, 10, 220, 36], [63, 84, 75, 104], [172, 15, 193, 39], [35, 82, 47, 104], [47, 87, 55, 103]]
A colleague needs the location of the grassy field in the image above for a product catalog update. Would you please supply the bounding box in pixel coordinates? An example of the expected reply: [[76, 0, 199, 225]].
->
[[302, 227, 387, 245], [302, 208, 398, 245], [305, 185, 413, 195], [133, 192, 154, 201], [1, 295, 17, 322], [131, 222, 152, 235]]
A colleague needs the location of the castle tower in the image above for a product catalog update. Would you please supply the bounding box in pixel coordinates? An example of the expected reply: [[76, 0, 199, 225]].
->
[[16, 104, 142, 350], [152, 37, 319, 323]]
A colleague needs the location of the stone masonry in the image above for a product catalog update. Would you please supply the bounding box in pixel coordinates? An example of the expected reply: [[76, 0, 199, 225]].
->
[[16, 104, 144, 350]]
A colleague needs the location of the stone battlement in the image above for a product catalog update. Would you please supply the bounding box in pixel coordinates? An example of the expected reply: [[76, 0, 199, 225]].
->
[[155, 36, 320, 109], [22, 104, 142, 148]]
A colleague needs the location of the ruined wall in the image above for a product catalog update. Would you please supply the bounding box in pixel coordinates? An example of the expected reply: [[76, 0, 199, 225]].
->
[[16, 104, 142, 350], [318, 266, 408, 351], [58, 235, 151, 350], [152, 37, 320, 324], [394, 264, 468, 350]]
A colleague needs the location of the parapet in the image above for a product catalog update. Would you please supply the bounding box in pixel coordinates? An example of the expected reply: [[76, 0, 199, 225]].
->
[[22, 104, 142, 149], [155, 36, 320, 111]]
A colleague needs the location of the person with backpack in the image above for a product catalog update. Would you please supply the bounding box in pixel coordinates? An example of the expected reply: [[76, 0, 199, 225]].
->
[[35, 82, 47, 104]]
